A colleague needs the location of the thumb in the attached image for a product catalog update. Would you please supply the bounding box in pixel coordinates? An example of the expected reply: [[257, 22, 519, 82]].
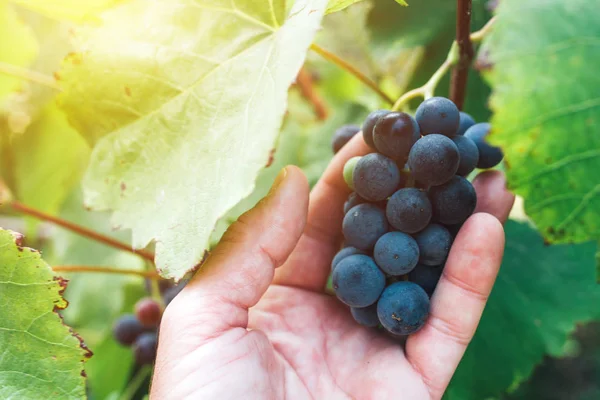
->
[[160, 166, 309, 342]]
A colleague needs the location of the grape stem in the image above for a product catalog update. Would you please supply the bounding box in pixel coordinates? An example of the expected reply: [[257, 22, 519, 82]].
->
[[52, 265, 162, 280], [391, 17, 496, 112], [11, 201, 155, 263], [0, 61, 61, 91], [295, 67, 328, 120], [310, 43, 395, 105], [450, 0, 475, 109]]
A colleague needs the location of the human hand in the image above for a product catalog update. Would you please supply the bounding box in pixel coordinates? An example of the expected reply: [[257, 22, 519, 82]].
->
[[151, 134, 515, 400]]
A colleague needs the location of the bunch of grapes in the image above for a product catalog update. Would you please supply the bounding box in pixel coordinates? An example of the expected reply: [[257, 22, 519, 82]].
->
[[112, 282, 184, 364], [331, 97, 503, 337]]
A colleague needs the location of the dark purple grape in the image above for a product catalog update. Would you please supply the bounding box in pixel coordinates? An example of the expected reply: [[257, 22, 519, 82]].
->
[[386, 188, 432, 233], [409, 264, 443, 296], [331, 246, 367, 272], [342, 203, 388, 250], [344, 192, 367, 214], [373, 112, 420, 161], [362, 110, 390, 149], [113, 314, 145, 346], [332, 124, 360, 153], [415, 97, 460, 137], [457, 111, 476, 135], [429, 176, 477, 225], [351, 304, 380, 327], [333, 255, 386, 308], [407, 134, 459, 187], [373, 232, 419, 276], [133, 332, 158, 365], [464, 123, 504, 169], [377, 281, 430, 335], [452, 135, 480, 176], [414, 224, 452, 266], [353, 153, 401, 201]]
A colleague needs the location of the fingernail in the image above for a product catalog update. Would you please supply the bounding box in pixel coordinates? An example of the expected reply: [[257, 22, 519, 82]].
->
[[268, 167, 288, 196]]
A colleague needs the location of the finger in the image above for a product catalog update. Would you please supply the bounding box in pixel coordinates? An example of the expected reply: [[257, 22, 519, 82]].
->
[[473, 170, 515, 223], [274, 133, 371, 290], [159, 166, 309, 353], [405, 213, 505, 399]]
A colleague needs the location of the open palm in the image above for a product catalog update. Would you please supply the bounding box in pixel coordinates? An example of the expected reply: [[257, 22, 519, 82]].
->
[[151, 136, 515, 400]]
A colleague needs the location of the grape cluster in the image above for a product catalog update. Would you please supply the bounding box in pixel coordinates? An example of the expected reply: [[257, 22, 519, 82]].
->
[[112, 282, 185, 364], [331, 97, 503, 337]]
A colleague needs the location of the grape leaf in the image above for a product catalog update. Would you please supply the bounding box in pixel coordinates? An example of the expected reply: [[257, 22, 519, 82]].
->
[[0, 2, 37, 101], [0, 229, 89, 399], [446, 221, 600, 400], [0, 104, 90, 219], [58, 0, 328, 280], [11, 0, 126, 22], [484, 0, 600, 244]]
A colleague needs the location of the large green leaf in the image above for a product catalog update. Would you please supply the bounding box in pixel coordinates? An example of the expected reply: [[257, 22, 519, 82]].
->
[[0, 229, 89, 399], [446, 221, 600, 400], [485, 0, 600, 244], [59, 0, 328, 280]]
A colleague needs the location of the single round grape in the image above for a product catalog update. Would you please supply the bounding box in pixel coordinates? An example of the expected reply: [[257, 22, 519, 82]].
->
[[362, 110, 390, 149], [409, 264, 443, 296], [407, 134, 459, 186], [452, 135, 480, 176], [344, 192, 367, 214], [343, 156, 361, 190], [342, 203, 389, 250], [134, 298, 163, 328], [414, 224, 452, 266], [386, 188, 432, 233], [456, 111, 476, 135], [331, 246, 367, 272], [373, 112, 420, 161], [351, 304, 380, 328], [373, 232, 420, 276], [429, 175, 477, 225], [113, 314, 145, 346], [332, 124, 360, 153], [464, 123, 504, 168], [377, 281, 430, 335], [333, 255, 386, 307], [353, 153, 401, 201], [415, 97, 460, 137], [133, 332, 158, 365]]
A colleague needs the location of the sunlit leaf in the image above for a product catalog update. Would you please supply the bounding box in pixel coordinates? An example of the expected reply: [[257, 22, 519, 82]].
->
[[59, 0, 328, 280], [0, 229, 89, 399]]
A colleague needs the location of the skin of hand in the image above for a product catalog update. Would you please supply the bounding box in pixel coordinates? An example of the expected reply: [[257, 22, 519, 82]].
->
[[150, 134, 515, 400]]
